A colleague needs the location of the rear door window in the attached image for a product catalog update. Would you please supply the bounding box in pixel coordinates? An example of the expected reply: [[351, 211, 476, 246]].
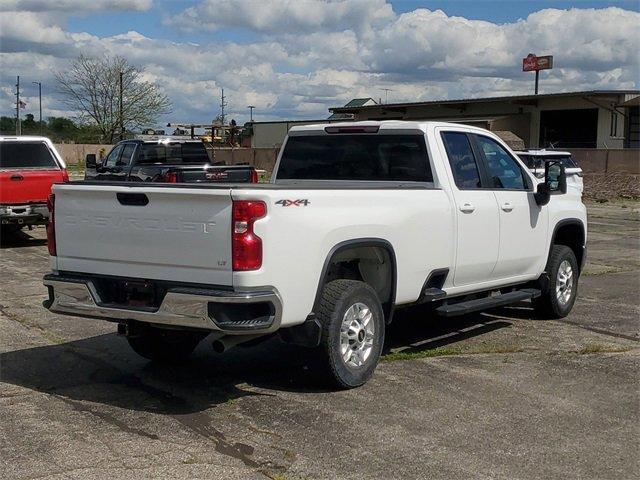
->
[[277, 134, 432, 182], [118, 143, 136, 166], [441, 132, 482, 189], [0, 142, 58, 168], [137, 143, 209, 164]]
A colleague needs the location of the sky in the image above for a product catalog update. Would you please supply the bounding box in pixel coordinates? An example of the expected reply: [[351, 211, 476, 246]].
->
[[1, 0, 639, 127]]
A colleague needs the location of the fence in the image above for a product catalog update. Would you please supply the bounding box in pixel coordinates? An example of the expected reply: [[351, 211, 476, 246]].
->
[[55, 144, 111, 165], [56, 144, 639, 177], [210, 148, 280, 172]]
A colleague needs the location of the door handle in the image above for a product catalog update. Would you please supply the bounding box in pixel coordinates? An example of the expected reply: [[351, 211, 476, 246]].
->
[[501, 202, 514, 212], [10, 174, 23, 181], [459, 203, 475, 213]]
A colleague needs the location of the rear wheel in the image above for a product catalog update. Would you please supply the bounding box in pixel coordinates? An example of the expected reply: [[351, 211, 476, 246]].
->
[[126, 324, 206, 363], [317, 279, 385, 389], [534, 245, 579, 318]]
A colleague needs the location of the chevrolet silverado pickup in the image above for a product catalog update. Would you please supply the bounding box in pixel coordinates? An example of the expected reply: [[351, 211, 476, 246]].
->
[[43, 121, 587, 388], [85, 139, 257, 183], [1, 136, 68, 234]]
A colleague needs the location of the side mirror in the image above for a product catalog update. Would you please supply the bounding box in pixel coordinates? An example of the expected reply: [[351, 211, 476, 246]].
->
[[545, 160, 567, 194], [85, 154, 97, 169], [534, 160, 567, 206]]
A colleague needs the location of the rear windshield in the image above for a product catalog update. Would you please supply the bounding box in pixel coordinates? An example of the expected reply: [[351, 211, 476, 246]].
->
[[0, 142, 58, 168], [137, 142, 209, 164], [277, 134, 432, 182], [518, 154, 577, 169]]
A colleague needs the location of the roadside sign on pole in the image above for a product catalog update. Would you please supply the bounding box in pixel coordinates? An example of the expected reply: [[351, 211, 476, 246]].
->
[[523, 54, 553, 72]]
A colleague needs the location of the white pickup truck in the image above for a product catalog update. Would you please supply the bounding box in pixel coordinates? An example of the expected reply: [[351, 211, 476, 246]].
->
[[44, 121, 587, 388]]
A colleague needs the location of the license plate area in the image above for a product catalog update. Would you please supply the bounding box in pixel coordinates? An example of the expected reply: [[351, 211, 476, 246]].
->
[[93, 278, 167, 311]]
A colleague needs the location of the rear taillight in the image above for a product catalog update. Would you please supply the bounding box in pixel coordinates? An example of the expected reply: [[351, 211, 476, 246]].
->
[[61, 170, 69, 182], [46, 193, 56, 256], [250, 169, 258, 183], [164, 171, 178, 183], [232, 200, 266, 271]]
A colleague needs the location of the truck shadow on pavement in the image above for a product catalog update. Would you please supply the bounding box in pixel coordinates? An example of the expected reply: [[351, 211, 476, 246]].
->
[[0, 308, 517, 415], [0, 228, 47, 248]]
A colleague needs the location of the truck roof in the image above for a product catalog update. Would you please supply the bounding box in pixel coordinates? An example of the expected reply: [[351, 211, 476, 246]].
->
[[287, 120, 491, 135], [513, 149, 572, 156], [0, 135, 55, 142], [122, 138, 205, 144]]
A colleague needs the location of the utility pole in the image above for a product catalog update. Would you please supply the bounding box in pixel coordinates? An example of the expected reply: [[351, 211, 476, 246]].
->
[[32, 81, 42, 135], [15, 75, 21, 136], [381, 88, 392, 104], [220, 88, 227, 125], [119, 71, 124, 141], [247, 105, 255, 122]]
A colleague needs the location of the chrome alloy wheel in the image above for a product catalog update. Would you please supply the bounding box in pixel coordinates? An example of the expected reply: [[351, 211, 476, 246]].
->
[[340, 302, 375, 368], [556, 259, 574, 306]]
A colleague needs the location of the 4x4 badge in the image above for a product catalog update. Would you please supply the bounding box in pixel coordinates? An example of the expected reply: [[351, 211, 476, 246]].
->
[[275, 199, 310, 207]]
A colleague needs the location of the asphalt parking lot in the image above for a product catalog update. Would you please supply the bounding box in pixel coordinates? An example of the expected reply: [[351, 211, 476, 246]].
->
[[1, 201, 638, 480]]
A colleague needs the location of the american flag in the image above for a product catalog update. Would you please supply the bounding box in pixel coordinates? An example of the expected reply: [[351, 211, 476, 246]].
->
[[18, 100, 26, 109]]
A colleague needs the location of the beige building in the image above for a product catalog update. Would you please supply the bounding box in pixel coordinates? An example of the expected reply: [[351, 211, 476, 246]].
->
[[328, 90, 640, 149]]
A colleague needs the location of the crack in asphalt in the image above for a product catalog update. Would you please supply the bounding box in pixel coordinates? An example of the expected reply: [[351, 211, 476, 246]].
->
[[554, 319, 639, 342], [57, 396, 160, 440]]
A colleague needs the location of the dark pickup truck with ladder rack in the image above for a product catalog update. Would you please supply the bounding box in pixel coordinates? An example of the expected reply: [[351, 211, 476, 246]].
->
[[85, 139, 258, 184]]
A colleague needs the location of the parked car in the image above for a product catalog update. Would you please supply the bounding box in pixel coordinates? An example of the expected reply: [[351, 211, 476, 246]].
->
[[85, 139, 258, 183], [0, 136, 68, 234], [44, 121, 586, 388], [515, 149, 583, 195]]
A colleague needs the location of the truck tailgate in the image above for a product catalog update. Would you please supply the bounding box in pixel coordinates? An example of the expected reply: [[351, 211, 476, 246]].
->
[[53, 183, 234, 286], [0, 169, 66, 204]]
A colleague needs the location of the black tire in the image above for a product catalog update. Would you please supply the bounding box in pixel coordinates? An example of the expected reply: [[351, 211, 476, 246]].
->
[[317, 279, 385, 389], [534, 245, 579, 319], [126, 324, 205, 363]]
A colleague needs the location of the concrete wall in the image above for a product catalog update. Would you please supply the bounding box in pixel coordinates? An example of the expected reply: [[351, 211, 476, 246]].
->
[[568, 149, 640, 174], [54, 144, 112, 165]]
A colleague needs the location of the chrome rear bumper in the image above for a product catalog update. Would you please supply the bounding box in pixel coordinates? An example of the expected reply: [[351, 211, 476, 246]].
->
[[43, 274, 282, 333]]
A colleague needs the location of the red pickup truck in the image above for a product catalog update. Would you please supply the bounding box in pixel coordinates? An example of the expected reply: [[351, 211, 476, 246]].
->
[[1, 136, 68, 234]]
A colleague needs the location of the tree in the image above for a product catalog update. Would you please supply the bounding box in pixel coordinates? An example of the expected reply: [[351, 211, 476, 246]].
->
[[56, 55, 172, 143]]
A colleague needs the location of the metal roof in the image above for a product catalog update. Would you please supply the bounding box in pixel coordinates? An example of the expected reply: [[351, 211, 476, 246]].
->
[[343, 97, 377, 107], [330, 90, 640, 113]]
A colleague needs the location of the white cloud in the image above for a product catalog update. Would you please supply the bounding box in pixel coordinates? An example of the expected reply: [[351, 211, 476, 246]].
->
[[166, 0, 394, 36], [0, 0, 152, 12], [0, 3, 637, 125]]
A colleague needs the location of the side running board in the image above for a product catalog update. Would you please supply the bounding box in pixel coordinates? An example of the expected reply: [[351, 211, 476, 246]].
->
[[436, 288, 541, 317]]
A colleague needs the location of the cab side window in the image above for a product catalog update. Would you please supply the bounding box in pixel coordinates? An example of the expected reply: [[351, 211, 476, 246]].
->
[[104, 144, 124, 168], [475, 135, 527, 190], [118, 143, 136, 166], [441, 132, 482, 189]]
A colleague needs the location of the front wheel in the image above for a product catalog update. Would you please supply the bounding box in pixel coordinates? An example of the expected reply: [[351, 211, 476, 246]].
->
[[317, 279, 385, 389], [126, 324, 206, 363], [534, 245, 579, 318]]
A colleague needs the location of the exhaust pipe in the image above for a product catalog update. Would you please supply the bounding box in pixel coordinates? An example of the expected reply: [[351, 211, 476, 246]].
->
[[212, 334, 265, 353]]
